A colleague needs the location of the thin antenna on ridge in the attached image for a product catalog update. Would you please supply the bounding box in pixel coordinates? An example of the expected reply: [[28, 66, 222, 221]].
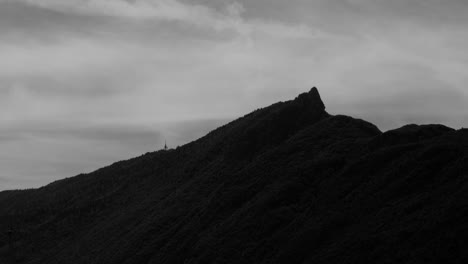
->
[[164, 140, 168, 150]]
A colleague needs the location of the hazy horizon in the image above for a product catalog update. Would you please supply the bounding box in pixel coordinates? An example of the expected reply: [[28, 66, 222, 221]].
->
[[1, 0, 468, 190]]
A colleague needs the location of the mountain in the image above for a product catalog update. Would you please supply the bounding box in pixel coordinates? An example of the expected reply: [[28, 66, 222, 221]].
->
[[1, 87, 467, 264]]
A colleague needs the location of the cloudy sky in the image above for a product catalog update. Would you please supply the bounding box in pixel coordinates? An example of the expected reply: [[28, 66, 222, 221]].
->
[[1, 0, 468, 190]]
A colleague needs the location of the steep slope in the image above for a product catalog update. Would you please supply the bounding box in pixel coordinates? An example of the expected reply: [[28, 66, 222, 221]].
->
[[1, 88, 467, 264]]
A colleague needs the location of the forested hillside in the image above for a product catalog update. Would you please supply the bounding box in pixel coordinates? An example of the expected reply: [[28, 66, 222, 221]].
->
[[1, 88, 467, 264]]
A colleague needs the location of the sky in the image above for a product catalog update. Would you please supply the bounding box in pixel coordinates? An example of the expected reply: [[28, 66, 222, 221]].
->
[[1, 0, 468, 190]]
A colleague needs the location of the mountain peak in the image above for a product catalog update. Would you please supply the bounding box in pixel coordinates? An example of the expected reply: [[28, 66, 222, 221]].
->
[[1, 86, 467, 264], [295, 87, 325, 111]]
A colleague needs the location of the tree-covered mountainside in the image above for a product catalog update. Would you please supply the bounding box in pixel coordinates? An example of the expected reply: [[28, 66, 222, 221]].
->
[[1, 88, 467, 264]]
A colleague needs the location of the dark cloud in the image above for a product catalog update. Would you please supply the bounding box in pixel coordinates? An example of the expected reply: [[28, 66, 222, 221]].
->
[[0, 1, 109, 42]]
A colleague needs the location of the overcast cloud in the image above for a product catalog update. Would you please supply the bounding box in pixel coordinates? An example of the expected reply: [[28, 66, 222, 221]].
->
[[1, 0, 467, 190]]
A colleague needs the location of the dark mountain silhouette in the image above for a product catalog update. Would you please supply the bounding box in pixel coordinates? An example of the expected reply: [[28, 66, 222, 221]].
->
[[1, 87, 467, 264]]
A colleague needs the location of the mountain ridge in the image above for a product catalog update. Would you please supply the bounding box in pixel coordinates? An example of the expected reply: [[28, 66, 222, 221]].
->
[[1, 88, 467, 264]]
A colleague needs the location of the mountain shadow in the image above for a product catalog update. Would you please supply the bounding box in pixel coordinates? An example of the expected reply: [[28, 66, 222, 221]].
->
[[1, 87, 467, 264]]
